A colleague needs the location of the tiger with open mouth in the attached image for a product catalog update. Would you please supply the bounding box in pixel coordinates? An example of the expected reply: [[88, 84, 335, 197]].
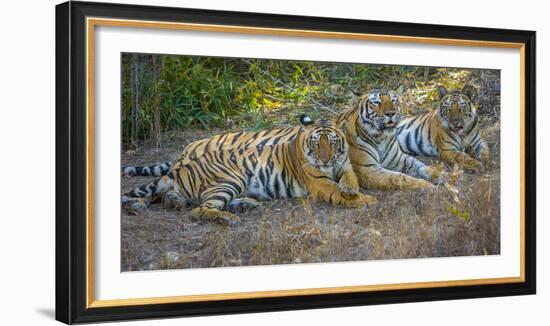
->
[[396, 85, 490, 171]]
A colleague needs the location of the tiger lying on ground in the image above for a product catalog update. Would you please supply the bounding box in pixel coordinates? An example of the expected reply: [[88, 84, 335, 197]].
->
[[123, 89, 441, 191], [122, 117, 376, 224], [123, 126, 302, 177], [396, 85, 489, 171], [335, 88, 440, 190]]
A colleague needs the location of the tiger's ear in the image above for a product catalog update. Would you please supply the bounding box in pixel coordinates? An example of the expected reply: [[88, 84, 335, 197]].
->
[[300, 114, 314, 126], [349, 88, 362, 97], [462, 85, 476, 100], [436, 85, 448, 98], [299, 114, 314, 132]]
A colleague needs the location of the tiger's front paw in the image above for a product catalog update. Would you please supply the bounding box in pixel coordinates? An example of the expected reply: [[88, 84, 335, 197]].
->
[[214, 212, 241, 226], [424, 166, 444, 185], [389, 174, 433, 190], [348, 193, 378, 208], [358, 193, 378, 206], [228, 197, 262, 213], [338, 171, 360, 197], [410, 178, 434, 189], [463, 157, 483, 173]]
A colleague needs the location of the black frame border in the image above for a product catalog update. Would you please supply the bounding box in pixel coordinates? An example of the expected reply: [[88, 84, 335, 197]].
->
[[56, 1, 536, 324]]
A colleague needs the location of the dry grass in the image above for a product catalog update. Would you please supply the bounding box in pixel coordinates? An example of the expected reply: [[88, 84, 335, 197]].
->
[[121, 121, 500, 272]]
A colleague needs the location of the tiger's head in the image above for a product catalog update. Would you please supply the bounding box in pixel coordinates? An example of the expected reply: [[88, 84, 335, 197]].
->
[[299, 115, 348, 169], [436, 85, 477, 135], [357, 88, 403, 135]]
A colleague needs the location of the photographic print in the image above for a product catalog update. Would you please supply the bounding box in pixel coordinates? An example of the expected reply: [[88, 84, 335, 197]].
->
[[56, 3, 534, 322], [120, 54, 501, 271]]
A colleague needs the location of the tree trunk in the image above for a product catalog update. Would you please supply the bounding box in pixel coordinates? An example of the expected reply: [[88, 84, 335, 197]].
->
[[131, 53, 140, 148], [152, 55, 162, 147]]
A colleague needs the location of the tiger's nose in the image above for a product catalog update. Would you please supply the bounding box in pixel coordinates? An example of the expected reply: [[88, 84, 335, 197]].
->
[[319, 150, 331, 164], [385, 112, 396, 118]]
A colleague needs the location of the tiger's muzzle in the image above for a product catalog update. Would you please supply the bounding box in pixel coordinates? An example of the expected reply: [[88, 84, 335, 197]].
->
[[449, 121, 464, 133], [377, 114, 401, 131]]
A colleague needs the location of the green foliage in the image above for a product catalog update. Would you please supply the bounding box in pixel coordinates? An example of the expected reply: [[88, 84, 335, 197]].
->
[[446, 205, 471, 221], [122, 53, 499, 147]]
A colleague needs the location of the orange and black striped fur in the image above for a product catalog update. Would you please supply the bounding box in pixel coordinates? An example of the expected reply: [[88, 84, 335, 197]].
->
[[124, 89, 440, 191], [396, 86, 489, 171], [122, 117, 376, 224], [121, 128, 300, 176], [335, 89, 440, 190]]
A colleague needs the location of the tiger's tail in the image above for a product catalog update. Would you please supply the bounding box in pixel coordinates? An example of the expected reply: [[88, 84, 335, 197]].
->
[[122, 161, 172, 177], [121, 172, 176, 210]]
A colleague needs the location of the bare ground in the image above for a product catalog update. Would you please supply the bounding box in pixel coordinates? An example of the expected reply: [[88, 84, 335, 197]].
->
[[121, 123, 500, 272]]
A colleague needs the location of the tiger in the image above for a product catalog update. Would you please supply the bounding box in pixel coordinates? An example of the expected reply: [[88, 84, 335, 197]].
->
[[396, 85, 490, 171], [122, 117, 377, 225], [123, 89, 441, 190], [122, 127, 301, 177], [121, 127, 300, 177], [335, 89, 441, 190]]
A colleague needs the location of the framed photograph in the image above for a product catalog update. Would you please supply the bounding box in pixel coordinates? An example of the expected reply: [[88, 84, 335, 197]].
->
[[56, 1, 536, 324]]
